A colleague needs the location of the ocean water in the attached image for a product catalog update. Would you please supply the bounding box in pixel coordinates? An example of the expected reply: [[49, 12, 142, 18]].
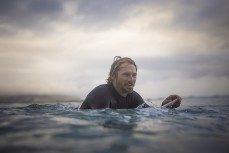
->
[[0, 96, 228, 153]]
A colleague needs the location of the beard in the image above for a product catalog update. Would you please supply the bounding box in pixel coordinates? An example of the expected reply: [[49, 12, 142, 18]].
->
[[113, 78, 136, 96], [121, 83, 134, 94]]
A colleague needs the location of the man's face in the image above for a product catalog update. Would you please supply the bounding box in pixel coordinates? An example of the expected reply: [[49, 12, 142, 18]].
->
[[112, 63, 137, 96]]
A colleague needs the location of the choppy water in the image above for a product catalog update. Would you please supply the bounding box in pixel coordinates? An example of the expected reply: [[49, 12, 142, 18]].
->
[[0, 96, 229, 153]]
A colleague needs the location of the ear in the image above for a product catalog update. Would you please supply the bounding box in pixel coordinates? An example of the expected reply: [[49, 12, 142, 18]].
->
[[111, 74, 116, 82]]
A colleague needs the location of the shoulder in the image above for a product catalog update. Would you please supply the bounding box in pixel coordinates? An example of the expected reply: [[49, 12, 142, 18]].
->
[[80, 84, 111, 109], [89, 84, 110, 96]]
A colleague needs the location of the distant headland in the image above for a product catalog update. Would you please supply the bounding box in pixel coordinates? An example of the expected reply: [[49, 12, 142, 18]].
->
[[0, 94, 82, 104]]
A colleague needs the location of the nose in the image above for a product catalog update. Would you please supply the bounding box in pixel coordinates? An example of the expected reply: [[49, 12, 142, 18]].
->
[[128, 75, 136, 82]]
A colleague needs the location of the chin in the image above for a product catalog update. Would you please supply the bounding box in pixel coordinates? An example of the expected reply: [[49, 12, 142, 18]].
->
[[127, 88, 134, 93], [129, 90, 134, 93]]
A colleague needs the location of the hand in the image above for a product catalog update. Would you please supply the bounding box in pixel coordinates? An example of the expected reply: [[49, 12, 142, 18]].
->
[[162, 94, 182, 108]]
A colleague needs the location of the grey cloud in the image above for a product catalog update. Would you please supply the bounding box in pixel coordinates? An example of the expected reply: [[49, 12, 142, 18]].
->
[[0, 0, 135, 31], [136, 52, 229, 79], [174, 0, 229, 29], [0, 0, 63, 31], [1, 0, 228, 36], [76, 0, 149, 21], [173, 0, 229, 46], [0, 0, 157, 33]]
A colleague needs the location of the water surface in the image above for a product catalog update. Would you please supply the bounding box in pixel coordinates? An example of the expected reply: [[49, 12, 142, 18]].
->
[[0, 96, 228, 153]]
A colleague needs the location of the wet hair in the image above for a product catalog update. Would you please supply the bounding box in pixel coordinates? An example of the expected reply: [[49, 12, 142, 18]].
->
[[106, 56, 137, 84]]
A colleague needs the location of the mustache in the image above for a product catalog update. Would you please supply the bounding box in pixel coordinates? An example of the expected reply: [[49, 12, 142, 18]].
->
[[126, 82, 135, 86]]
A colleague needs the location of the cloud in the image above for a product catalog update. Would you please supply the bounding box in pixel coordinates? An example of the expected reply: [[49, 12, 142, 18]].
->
[[0, 0, 228, 98], [1, 0, 228, 37], [0, 0, 149, 34], [0, 0, 63, 31], [135, 75, 229, 98], [173, 0, 229, 30], [137, 52, 229, 79], [172, 0, 229, 49]]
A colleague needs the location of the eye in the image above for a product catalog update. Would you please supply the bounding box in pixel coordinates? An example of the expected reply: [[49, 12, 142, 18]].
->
[[123, 73, 130, 77], [122, 72, 137, 78]]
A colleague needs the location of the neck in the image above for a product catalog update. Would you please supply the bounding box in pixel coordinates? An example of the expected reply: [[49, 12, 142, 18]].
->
[[112, 83, 127, 97]]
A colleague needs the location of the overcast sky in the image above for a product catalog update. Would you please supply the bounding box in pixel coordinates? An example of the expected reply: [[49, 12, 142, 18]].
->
[[0, 0, 229, 99]]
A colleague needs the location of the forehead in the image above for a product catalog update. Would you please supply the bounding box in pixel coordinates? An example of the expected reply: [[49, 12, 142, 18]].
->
[[118, 63, 137, 72]]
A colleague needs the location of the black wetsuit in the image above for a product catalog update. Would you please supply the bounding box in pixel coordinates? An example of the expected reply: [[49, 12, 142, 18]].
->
[[80, 84, 150, 109]]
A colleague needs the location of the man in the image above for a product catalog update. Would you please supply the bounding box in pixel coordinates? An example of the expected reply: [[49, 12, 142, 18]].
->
[[80, 56, 181, 109]]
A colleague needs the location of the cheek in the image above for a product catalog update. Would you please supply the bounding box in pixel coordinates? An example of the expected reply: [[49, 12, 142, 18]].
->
[[117, 77, 127, 84]]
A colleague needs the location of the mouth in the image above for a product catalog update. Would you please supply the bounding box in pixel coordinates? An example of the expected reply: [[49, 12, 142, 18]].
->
[[123, 83, 134, 93], [126, 83, 134, 88]]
